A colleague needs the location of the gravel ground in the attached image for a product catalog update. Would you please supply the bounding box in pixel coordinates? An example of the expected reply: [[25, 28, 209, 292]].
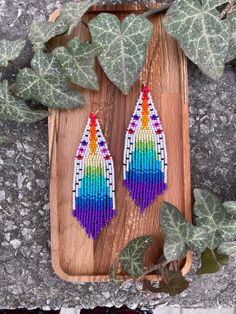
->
[[0, 0, 235, 310]]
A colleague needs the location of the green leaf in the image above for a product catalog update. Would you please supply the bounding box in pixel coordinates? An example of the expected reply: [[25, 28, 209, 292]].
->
[[58, 0, 99, 35], [53, 38, 99, 90], [0, 39, 26, 67], [193, 189, 236, 249], [197, 248, 229, 275], [0, 134, 14, 144], [119, 236, 153, 278], [160, 202, 209, 262], [28, 21, 68, 51], [15, 51, 85, 109], [0, 80, 48, 123], [163, 0, 230, 79], [109, 264, 119, 285], [89, 13, 153, 95], [226, 8, 236, 62], [144, 269, 189, 296], [28, 0, 98, 50], [223, 201, 236, 216], [218, 241, 236, 255]]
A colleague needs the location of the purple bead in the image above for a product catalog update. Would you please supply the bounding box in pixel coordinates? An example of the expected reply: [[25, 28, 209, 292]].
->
[[99, 141, 105, 147], [132, 114, 140, 120], [151, 114, 158, 120], [81, 140, 88, 146]]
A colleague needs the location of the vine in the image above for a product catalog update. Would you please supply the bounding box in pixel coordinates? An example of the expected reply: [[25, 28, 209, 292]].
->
[[110, 190, 236, 296]]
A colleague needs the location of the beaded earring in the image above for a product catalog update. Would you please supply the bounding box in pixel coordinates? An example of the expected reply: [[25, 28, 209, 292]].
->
[[72, 112, 115, 239], [123, 84, 167, 213]]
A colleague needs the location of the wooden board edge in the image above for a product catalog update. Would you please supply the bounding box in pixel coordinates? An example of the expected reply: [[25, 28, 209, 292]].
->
[[48, 3, 167, 23]]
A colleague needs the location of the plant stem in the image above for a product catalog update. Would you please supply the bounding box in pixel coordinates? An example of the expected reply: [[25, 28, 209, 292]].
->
[[8, 60, 19, 71], [141, 4, 171, 18], [136, 261, 168, 281], [82, 19, 89, 29]]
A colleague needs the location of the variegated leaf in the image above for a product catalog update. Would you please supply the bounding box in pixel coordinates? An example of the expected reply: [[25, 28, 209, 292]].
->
[[57, 0, 99, 35], [89, 13, 153, 95], [15, 51, 85, 109], [0, 80, 48, 123], [53, 38, 99, 90], [218, 241, 236, 255], [226, 8, 236, 62], [193, 189, 236, 249], [28, 0, 98, 50], [0, 39, 26, 67], [119, 236, 153, 278], [160, 202, 209, 262], [223, 201, 236, 216], [28, 21, 67, 51], [163, 0, 230, 79]]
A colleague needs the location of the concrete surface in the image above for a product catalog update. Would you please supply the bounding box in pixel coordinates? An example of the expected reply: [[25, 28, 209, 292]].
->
[[0, 0, 236, 310]]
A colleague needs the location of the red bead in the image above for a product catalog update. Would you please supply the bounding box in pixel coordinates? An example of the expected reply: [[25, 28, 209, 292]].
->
[[89, 112, 97, 126], [128, 129, 135, 134], [105, 155, 111, 160], [77, 155, 83, 160], [155, 129, 163, 134]]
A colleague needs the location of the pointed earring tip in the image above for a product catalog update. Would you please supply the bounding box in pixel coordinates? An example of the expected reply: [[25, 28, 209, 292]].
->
[[142, 82, 150, 94], [89, 111, 97, 120]]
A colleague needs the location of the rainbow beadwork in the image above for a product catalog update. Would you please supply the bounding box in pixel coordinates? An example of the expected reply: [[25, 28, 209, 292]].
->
[[123, 84, 167, 213], [72, 112, 115, 239]]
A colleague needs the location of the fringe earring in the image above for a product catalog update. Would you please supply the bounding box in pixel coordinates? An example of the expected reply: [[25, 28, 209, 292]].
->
[[123, 84, 167, 213], [72, 112, 115, 239]]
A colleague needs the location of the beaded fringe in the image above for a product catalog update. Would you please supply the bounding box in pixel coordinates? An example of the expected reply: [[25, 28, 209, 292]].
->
[[72, 112, 115, 239], [123, 84, 167, 213]]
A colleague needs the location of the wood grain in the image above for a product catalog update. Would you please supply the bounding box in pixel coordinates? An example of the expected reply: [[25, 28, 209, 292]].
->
[[48, 4, 192, 282]]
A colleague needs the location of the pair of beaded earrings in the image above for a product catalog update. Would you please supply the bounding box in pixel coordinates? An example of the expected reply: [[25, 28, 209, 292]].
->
[[72, 84, 168, 239]]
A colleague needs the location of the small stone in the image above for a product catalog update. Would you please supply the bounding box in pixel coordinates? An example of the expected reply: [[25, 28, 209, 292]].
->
[[0, 190, 5, 201], [36, 179, 46, 188], [102, 291, 110, 299], [1, 241, 9, 247], [10, 239, 21, 249], [43, 203, 50, 210], [6, 150, 15, 158], [21, 228, 34, 240], [17, 173, 25, 189], [5, 233, 10, 241]]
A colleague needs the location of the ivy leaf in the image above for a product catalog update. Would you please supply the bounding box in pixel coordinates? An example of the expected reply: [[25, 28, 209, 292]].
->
[[160, 202, 209, 262], [28, 0, 98, 50], [0, 39, 26, 67], [53, 38, 99, 90], [163, 0, 230, 79], [0, 80, 48, 123], [119, 236, 153, 278], [226, 8, 236, 62], [28, 21, 68, 51], [58, 0, 99, 35], [109, 264, 119, 285], [15, 51, 85, 109], [89, 13, 153, 95], [223, 201, 236, 216], [144, 269, 189, 296], [0, 134, 14, 144], [196, 248, 229, 275], [193, 189, 236, 249], [218, 241, 236, 255]]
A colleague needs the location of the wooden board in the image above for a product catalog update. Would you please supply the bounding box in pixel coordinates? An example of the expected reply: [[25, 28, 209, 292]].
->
[[48, 4, 192, 282]]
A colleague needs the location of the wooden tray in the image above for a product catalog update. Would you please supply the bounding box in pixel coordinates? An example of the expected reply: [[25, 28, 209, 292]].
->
[[48, 4, 192, 282]]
